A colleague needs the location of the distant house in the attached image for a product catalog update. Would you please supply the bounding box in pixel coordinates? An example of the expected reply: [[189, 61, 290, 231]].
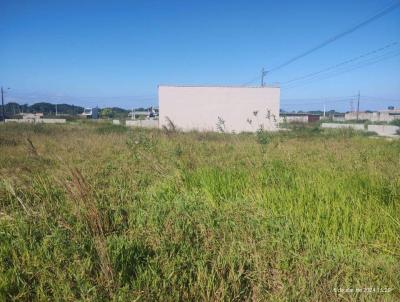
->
[[81, 107, 99, 119], [128, 107, 159, 119], [20, 113, 44, 122]]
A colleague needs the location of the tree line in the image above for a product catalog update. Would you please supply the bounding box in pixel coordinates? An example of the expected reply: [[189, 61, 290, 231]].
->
[[1, 102, 154, 119], [1, 102, 84, 117]]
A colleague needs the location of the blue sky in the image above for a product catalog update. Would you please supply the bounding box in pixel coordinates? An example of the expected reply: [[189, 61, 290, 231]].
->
[[1, 0, 399, 111]]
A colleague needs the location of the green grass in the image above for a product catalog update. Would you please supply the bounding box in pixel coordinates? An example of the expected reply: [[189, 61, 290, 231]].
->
[[0, 122, 399, 301]]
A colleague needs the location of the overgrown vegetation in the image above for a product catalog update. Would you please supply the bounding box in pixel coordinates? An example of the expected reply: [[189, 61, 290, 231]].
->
[[390, 119, 400, 127], [0, 122, 399, 301], [1, 102, 84, 117]]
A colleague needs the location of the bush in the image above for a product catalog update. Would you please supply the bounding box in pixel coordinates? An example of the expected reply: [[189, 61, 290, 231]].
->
[[1, 122, 399, 301], [389, 119, 400, 127], [95, 124, 127, 134], [256, 126, 270, 145]]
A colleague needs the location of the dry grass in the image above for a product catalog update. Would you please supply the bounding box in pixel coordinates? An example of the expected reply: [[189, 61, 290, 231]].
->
[[0, 122, 399, 301]]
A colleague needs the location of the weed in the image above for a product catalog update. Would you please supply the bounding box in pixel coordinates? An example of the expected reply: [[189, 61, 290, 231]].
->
[[216, 116, 226, 133], [95, 124, 128, 134], [26, 137, 39, 156], [0, 122, 399, 301], [256, 125, 270, 146], [162, 117, 178, 134]]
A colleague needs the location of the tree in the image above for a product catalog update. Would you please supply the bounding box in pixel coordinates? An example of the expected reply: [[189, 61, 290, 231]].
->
[[100, 108, 114, 118]]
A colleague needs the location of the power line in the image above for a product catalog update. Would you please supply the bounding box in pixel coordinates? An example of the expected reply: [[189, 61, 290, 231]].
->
[[281, 99, 355, 106], [285, 50, 400, 89], [270, 94, 399, 106], [266, 0, 400, 73], [281, 95, 400, 107], [282, 95, 357, 101], [282, 49, 400, 88], [360, 98, 400, 103], [242, 74, 261, 86], [283, 49, 400, 89], [280, 41, 398, 85], [281, 98, 399, 109], [361, 95, 400, 102]]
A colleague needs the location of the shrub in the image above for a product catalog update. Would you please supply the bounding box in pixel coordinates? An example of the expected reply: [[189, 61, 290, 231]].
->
[[389, 119, 400, 127], [95, 124, 127, 134], [256, 125, 270, 145], [1, 122, 399, 301]]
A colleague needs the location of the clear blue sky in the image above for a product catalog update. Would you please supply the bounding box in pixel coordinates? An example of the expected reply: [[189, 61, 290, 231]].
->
[[1, 0, 399, 111]]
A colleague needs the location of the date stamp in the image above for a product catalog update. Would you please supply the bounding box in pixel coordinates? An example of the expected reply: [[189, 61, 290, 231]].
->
[[333, 287, 393, 294]]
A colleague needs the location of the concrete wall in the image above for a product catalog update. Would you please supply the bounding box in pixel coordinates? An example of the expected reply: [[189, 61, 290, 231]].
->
[[126, 119, 158, 128], [345, 110, 400, 122], [321, 123, 365, 131], [368, 125, 399, 136], [379, 110, 400, 122], [5, 119, 35, 123], [345, 112, 375, 121], [321, 123, 400, 137], [279, 115, 308, 123], [159, 85, 280, 132], [332, 116, 345, 122], [41, 119, 66, 124], [5, 118, 66, 124], [112, 120, 120, 125]]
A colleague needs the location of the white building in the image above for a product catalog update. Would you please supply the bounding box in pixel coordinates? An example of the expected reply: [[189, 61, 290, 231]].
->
[[128, 107, 159, 119], [158, 85, 280, 132], [22, 113, 43, 122], [82, 107, 99, 119]]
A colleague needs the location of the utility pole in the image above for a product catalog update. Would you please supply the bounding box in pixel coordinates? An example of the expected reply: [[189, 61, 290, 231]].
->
[[1, 87, 8, 123], [323, 102, 326, 118], [356, 91, 360, 121], [55, 104, 58, 116], [261, 68, 268, 87], [1, 87, 4, 123]]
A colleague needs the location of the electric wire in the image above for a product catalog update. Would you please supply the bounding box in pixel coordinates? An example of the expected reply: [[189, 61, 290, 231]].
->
[[280, 42, 398, 85], [266, 0, 400, 73], [282, 49, 400, 89]]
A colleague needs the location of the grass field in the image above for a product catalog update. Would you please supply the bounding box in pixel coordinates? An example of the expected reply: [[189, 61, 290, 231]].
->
[[0, 122, 399, 301]]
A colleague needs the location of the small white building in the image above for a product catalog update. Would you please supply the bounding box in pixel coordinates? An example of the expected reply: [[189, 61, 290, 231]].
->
[[21, 113, 43, 122], [82, 107, 99, 119], [158, 85, 280, 132], [128, 107, 159, 119]]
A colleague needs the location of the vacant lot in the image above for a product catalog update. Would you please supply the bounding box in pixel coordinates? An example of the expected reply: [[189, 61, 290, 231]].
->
[[0, 123, 399, 301]]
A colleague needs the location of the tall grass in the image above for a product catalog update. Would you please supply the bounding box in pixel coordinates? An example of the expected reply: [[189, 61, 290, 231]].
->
[[0, 123, 399, 301]]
